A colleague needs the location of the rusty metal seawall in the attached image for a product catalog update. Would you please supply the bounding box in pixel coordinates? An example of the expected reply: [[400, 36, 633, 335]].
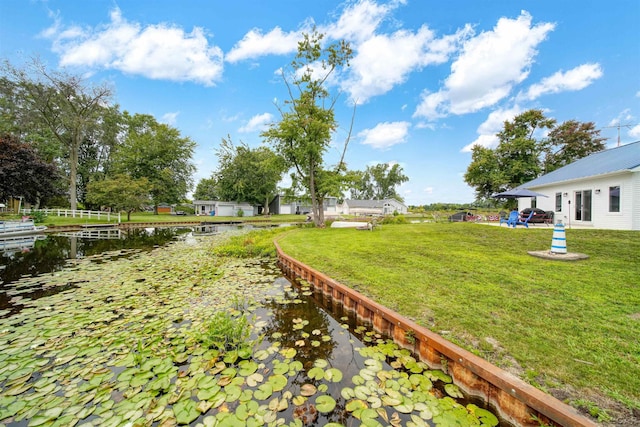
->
[[274, 241, 596, 427]]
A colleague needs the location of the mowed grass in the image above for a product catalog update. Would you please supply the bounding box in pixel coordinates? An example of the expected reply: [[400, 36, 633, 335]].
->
[[277, 222, 640, 412]]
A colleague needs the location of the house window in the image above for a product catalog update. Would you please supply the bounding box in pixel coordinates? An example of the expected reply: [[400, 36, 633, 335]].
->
[[531, 197, 537, 208], [555, 193, 562, 212], [609, 186, 620, 212]]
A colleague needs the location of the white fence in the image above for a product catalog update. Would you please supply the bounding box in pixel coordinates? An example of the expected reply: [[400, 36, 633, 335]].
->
[[20, 209, 121, 223]]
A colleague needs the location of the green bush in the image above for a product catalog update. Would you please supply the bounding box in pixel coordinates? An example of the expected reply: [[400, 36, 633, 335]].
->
[[213, 227, 290, 258], [31, 210, 48, 223], [381, 214, 407, 224], [196, 311, 253, 353]]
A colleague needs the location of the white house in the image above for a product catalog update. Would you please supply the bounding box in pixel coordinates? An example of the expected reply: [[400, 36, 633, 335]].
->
[[341, 199, 408, 216], [517, 141, 640, 230], [268, 195, 339, 216], [193, 200, 255, 217]]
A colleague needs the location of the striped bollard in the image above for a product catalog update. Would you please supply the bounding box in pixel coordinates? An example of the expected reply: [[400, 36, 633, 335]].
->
[[550, 221, 567, 254]]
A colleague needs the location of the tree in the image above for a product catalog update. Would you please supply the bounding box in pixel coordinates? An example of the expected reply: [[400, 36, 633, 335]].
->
[[364, 163, 408, 201], [111, 113, 196, 214], [542, 120, 606, 173], [1, 59, 114, 210], [464, 109, 605, 201], [0, 134, 63, 206], [193, 177, 219, 201], [261, 31, 354, 226], [214, 136, 285, 214], [86, 174, 150, 221], [345, 164, 408, 201]]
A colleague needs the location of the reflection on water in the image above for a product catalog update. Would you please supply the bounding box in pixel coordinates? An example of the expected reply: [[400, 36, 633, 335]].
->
[[0, 227, 193, 314]]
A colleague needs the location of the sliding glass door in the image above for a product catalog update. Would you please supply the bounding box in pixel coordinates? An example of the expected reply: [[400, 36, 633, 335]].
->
[[575, 190, 592, 221]]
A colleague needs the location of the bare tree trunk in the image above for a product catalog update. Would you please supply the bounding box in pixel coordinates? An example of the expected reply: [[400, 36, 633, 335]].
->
[[70, 132, 80, 211], [264, 195, 270, 215]]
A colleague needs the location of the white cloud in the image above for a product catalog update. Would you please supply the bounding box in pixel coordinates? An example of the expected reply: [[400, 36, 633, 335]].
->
[[238, 113, 274, 133], [358, 121, 410, 150], [423, 187, 433, 195], [524, 63, 603, 100], [414, 11, 554, 120], [461, 106, 523, 152], [629, 124, 640, 139], [161, 112, 179, 125], [45, 7, 224, 86], [323, 0, 392, 43], [341, 25, 469, 103], [226, 26, 305, 63]]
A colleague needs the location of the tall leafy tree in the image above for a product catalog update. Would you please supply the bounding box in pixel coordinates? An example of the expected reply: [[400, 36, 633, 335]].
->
[[0, 134, 63, 206], [86, 174, 150, 221], [542, 120, 606, 173], [215, 136, 285, 213], [365, 163, 408, 201], [464, 109, 604, 201], [193, 177, 219, 201], [77, 105, 124, 205], [112, 113, 196, 214], [345, 164, 408, 201], [261, 31, 354, 226], [1, 59, 114, 210]]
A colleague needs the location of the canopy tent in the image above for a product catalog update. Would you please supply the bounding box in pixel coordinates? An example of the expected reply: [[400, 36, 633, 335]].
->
[[492, 188, 548, 199]]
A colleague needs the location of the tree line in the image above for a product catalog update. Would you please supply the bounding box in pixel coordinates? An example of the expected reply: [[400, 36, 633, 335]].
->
[[1, 37, 409, 227], [1, 59, 196, 219]]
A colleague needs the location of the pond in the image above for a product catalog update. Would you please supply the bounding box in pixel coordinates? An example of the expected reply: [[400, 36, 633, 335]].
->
[[0, 229, 501, 426]]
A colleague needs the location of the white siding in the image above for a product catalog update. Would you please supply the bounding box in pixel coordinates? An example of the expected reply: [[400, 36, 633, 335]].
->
[[522, 171, 638, 230]]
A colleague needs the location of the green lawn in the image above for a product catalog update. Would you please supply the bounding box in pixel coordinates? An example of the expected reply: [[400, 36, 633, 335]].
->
[[277, 222, 640, 421]]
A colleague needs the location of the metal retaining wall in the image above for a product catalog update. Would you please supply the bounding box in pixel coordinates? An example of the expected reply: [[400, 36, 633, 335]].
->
[[275, 242, 596, 427]]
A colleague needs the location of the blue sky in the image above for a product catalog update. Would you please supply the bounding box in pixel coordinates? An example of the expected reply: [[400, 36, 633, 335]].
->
[[1, 0, 639, 205]]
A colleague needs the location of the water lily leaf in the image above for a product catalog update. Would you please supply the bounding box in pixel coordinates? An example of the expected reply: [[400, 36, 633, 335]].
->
[[224, 384, 242, 402], [427, 370, 452, 383], [341, 387, 355, 400], [299, 384, 317, 397], [410, 414, 428, 426], [273, 361, 289, 375], [292, 395, 307, 406], [173, 398, 199, 425], [444, 384, 464, 398], [346, 399, 366, 412], [246, 372, 264, 387], [468, 404, 499, 426], [268, 374, 288, 392], [254, 383, 273, 400], [280, 348, 296, 359], [315, 395, 336, 413], [238, 361, 258, 376], [313, 359, 328, 368], [308, 367, 324, 380], [197, 385, 221, 401], [324, 368, 342, 383]]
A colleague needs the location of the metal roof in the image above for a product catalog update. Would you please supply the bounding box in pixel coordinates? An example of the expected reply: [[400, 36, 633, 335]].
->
[[523, 141, 640, 188], [344, 199, 403, 208]]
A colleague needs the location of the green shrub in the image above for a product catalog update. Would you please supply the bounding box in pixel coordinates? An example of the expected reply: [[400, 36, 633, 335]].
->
[[196, 311, 253, 353], [31, 210, 48, 223], [237, 209, 245, 217], [381, 214, 407, 224], [213, 227, 290, 258]]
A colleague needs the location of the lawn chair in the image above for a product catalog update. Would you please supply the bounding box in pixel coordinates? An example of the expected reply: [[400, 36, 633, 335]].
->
[[515, 210, 535, 228], [501, 210, 518, 227]]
